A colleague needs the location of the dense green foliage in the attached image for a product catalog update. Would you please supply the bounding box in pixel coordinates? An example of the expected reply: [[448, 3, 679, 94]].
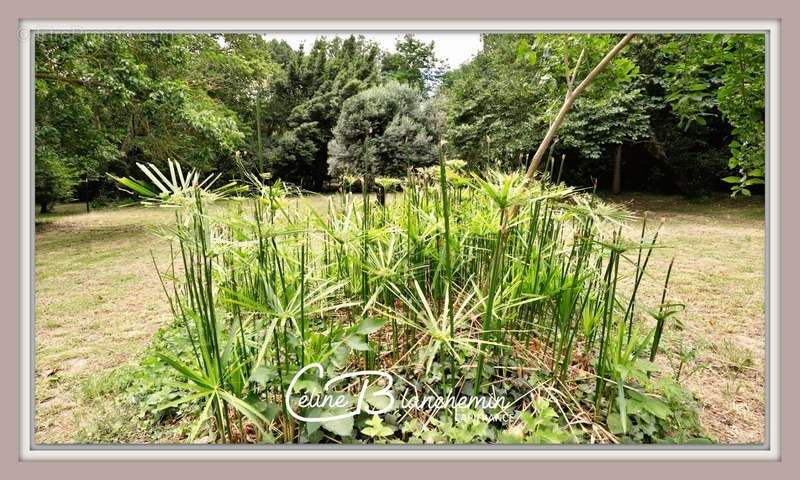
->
[[35, 34, 248, 211], [661, 34, 765, 196], [264, 36, 383, 189], [442, 33, 765, 195], [328, 81, 440, 178], [381, 34, 447, 94], [443, 34, 650, 166], [35, 32, 765, 212]]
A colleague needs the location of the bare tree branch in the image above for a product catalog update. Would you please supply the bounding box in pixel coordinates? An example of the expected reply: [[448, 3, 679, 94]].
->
[[523, 33, 635, 182]]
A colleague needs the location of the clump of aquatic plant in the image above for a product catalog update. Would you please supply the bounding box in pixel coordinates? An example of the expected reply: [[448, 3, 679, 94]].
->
[[118, 158, 698, 444]]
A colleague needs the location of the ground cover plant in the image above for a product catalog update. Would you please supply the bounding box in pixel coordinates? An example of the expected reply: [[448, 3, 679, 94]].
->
[[106, 157, 708, 444]]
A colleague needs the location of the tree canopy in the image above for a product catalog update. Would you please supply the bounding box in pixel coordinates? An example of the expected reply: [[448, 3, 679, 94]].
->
[[381, 34, 447, 94], [442, 33, 764, 195], [661, 34, 765, 196], [35, 34, 249, 211], [328, 81, 440, 178], [34, 32, 766, 211], [265, 35, 382, 189]]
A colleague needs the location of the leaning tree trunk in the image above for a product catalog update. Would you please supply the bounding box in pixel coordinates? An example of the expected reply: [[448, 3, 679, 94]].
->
[[508, 33, 634, 223], [612, 143, 623, 195]]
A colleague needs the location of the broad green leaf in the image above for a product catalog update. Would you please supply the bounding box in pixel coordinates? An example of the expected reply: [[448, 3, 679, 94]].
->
[[361, 415, 395, 438], [321, 414, 354, 437], [248, 365, 277, 388], [345, 335, 370, 351], [364, 385, 393, 411], [245, 394, 280, 421], [293, 379, 323, 396], [607, 412, 632, 436], [305, 408, 323, 434], [640, 396, 671, 420], [356, 316, 387, 335]]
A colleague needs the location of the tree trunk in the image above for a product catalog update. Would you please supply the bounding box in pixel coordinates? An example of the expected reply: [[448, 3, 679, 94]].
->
[[85, 171, 91, 213], [377, 186, 386, 207], [612, 144, 622, 195], [255, 88, 264, 173], [522, 34, 635, 182]]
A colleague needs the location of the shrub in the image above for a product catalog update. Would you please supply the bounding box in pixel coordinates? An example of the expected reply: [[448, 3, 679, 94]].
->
[[328, 81, 439, 179]]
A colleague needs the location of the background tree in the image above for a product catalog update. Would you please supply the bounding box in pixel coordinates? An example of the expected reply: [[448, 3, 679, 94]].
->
[[443, 34, 646, 184], [34, 32, 766, 206], [35, 34, 125, 212], [34, 134, 79, 213], [623, 34, 734, 196], [266, 35, 382, 189], [328, 81, 440, 178], [35, 33, 246, 210], [442, 34, 551, 168], [199, 34, 282, 173], [381, 34, 447, 94], [442, 33, 763, 196], [558, 57, 651, 193]]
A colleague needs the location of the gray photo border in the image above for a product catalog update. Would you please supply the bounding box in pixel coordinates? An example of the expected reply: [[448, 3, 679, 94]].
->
[[17, 18, 781, 462]]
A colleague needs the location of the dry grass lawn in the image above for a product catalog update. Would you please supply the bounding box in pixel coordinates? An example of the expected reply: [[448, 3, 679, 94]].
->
[[35, 204, 175, 443], [610, 194, 765, 444]]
